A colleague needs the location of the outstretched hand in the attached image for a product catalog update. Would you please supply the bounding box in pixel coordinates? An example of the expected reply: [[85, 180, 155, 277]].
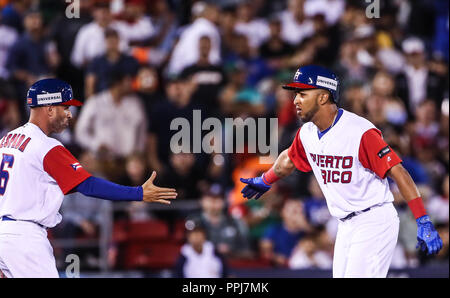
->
[[240, 176, 271, 200], [142, 171, 177, 204]]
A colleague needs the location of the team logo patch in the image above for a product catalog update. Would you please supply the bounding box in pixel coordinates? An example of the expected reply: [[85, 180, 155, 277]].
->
[[316, 76, 338, 90], [37, 92, 63, 105], [71, 162, 82, 171], [377, 146, 391, 158], [27, 98, 32, 104]]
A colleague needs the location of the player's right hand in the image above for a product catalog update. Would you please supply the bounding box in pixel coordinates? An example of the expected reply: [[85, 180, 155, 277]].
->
[[142, 171, 177, 204], [240, 176, 271, 200], [416, 215, 443, 255]]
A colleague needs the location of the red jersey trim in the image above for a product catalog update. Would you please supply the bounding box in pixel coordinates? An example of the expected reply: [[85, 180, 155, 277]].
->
[[287, 127, 312, 172], [43, 146, 92, 194], [358, 128, 402, 179]]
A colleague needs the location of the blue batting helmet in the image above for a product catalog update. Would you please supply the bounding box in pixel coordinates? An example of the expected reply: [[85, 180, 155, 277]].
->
[[27, 78, 82, 107], [282, 65, 340, 105]]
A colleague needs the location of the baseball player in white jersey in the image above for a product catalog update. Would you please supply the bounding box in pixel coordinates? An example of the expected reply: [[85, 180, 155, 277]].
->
[[240, 65, 443, 278], [0, 78, 177, 278]]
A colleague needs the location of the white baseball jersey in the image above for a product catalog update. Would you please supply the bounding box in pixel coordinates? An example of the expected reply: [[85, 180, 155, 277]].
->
[[288, 109, 402, 219], [0, 123, 91, 228]]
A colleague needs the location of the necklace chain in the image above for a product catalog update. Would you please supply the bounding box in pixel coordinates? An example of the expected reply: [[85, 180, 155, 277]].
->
[[329, 110, 339, 130]]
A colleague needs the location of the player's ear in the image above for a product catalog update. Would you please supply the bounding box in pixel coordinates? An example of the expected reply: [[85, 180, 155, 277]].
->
[[318, 91, 330, 105], [46, 105, 55, 117]]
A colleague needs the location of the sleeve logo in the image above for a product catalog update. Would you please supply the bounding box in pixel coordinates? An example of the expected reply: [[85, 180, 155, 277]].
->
[[377, 146, 391, 158], [71, 162, 82, 171]]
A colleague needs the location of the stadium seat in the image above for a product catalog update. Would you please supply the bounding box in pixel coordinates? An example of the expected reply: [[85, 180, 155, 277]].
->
[[124, 241, 182, 269], [113, 219, 170, 242], [228, 257, 272, 269], [172, 219, 186, 243]]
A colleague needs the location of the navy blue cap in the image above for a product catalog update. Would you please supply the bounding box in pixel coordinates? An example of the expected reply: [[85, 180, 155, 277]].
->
[[27, 78, 82, 107], [282, 65, 340, 104]]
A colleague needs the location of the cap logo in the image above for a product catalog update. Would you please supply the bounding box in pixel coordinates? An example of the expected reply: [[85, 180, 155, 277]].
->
[[37, 92, 63, 105], [293, 70, 302, 80], [316, 76, 337, 91]]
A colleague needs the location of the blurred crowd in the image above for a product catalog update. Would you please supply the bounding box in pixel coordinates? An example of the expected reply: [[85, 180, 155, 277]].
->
[[0, 0, 448, 276]]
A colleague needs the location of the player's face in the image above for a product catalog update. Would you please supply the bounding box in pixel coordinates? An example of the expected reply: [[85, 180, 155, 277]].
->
[[49, 105, 72, 133], [293, 89, 320, 122]]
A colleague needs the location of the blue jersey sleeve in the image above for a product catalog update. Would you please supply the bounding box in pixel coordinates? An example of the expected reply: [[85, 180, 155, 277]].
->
[[75, 176, 143, 201]]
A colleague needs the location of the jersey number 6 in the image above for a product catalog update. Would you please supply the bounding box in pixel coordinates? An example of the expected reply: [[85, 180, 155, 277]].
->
[[0, 154, 14, 196]]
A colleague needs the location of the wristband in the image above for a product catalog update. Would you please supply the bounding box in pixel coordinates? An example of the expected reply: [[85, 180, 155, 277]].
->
[[407, 197, 427, 219], [262, 168, 280, 185]]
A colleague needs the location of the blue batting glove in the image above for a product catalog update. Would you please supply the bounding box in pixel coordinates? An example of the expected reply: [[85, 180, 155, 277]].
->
[[416, 215, 443, 255], [240, 176, 271, 200]]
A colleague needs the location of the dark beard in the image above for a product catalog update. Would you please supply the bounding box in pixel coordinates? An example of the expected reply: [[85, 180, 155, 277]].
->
[[300, 100, 320, 123], [49, 118, 68, 134]]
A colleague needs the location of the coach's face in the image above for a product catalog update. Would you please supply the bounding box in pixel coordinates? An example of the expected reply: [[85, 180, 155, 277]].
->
[[48, 105, 72, 133], [293, 89, 322, 123]]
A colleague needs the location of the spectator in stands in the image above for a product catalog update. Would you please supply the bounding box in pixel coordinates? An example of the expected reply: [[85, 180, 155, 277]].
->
[[161, 152, 204, 201], [233, 1, 270, 50], [122, 153, 155, 222], [134, 65, 164, 119], [277, 0, 315, 46], [237, 189, 283, 251], [304, 0, 344, 26], [341, 81, 368, 117], [412, 100, 440, 146], [303, 175, 331, 228], [0, 84, 21, 137], [85, 28, 139, 98], [180, 35, 226, 117], [6, 8, 59, 95], [167, 2, 221, 75], [0, 15, 18, 80], [366, 71, 408, 129], [395, 37, 447, 117], [174, 222, 229, 278], [146, 0, 178, 54], [217, 7, 236, 59], [433, 223, 449, 263], [114, 0, 155, 45], [75, 70, 147, 159], [259, 17, 293, 62], [0, 0, 32, 33], [431, 0, 449, 62], [437, 98, 449, 165], [288, 228, 333, 270], [260, 198, 312, 267], [224, 33, 273, 88], [49, 0, 93, 102], [411, 100, 447, 190], [146, 72, 204, 173], [71, 0, 127, 69], [427, 174, 449, 226], [333, 37, 373, 92], [187, 183, 252, 259]]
